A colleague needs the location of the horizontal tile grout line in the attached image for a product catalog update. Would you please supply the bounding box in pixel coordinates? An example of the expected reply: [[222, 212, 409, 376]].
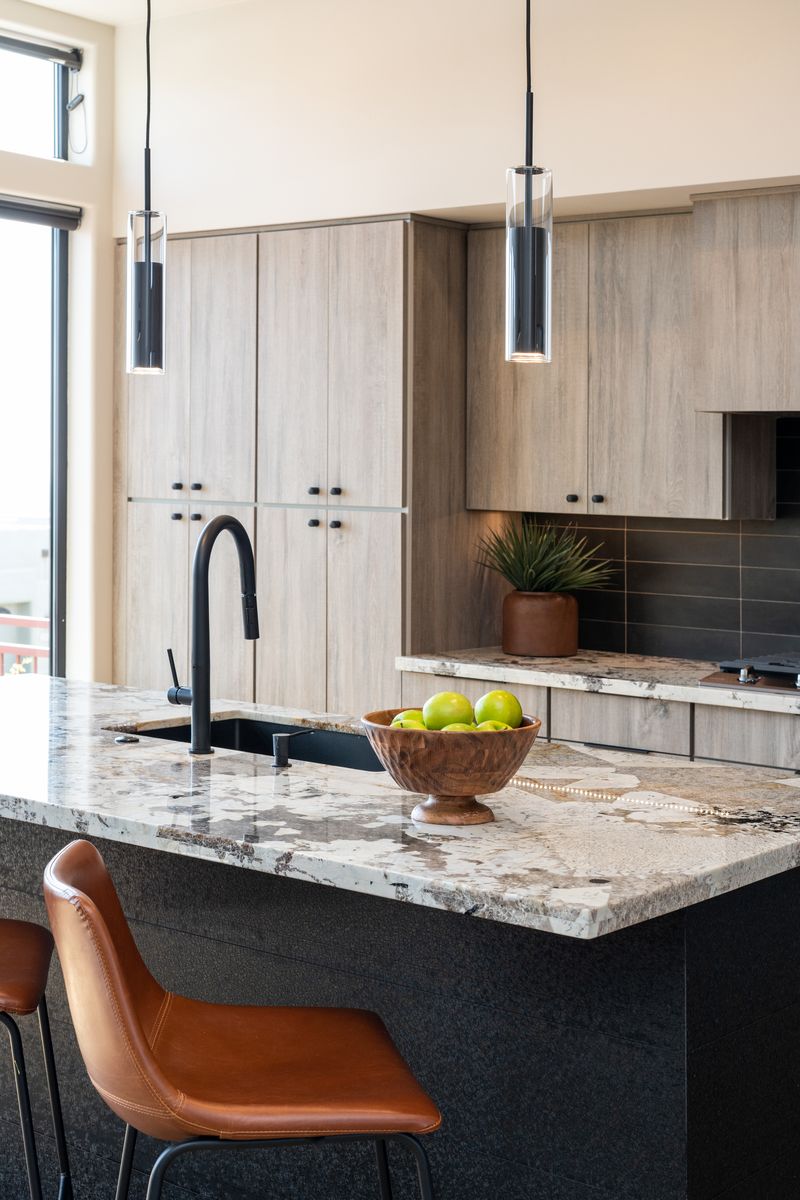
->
[[625, 559, 800, 570], [583, 618, 740, 634], [555, 526, 800, 539]]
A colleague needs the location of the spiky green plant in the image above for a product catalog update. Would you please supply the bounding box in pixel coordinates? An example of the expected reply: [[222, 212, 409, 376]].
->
[[477, 520, 615, 593]]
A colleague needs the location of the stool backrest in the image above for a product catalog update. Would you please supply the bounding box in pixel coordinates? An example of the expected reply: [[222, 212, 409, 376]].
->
[[44, 839, 185, 1138]]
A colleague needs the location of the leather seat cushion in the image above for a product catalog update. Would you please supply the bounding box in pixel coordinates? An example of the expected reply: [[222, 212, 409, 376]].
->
[[155, 995, 442, 1140], [0, 919, 54, 1016]]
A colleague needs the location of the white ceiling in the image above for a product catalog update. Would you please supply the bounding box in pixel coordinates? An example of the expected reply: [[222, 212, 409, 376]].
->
[[19, 0, 245, 27]]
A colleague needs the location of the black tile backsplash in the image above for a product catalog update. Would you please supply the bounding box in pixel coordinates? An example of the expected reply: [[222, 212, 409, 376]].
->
[[529, 418, 800, 662]]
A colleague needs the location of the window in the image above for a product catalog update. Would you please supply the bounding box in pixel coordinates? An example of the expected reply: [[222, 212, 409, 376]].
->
[[0, 34, 81, 676], [0, 33, 81, 160]]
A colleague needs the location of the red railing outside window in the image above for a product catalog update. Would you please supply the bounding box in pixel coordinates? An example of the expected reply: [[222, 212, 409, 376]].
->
[[0, 613, 50, 675]]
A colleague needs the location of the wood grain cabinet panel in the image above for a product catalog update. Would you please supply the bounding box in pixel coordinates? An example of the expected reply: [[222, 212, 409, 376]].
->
[[693, 190, 800, 413], [258, 228, 329, 504], [255, 508, 327, 713], [124, 503, 189, 691], [189, 505, 256, 703], [190, 234, 257, 502], [401, 671, 547, 729], [588, 214, 728, 519], [550, 689, 690, 755], [695, 706, 800, 770], [127, 239, 191, 500], [467, 223, 590, 514], [328, 222, 405, 508], [327, 511, 403, 715]]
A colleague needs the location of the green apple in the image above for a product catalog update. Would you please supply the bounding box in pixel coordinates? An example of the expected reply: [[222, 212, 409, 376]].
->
[[391, 709, 424, 726], [476, 720, 512, 731], [392, 719, 427, 730], [422, 691, 474, 730], [474, 689, 523, 729], [441, 722, 474, 732]]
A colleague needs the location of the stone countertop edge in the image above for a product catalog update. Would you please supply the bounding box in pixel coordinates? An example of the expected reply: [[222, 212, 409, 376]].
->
[[3, 676, 800, 943], [396, 648, 800, 715]]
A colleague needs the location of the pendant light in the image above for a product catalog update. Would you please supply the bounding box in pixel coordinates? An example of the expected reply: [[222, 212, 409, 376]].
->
[[505, 0, 552, 363], [126, 0, 166, 374]]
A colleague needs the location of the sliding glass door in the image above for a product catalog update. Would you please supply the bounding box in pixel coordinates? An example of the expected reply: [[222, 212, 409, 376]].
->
[[0, 220, 63, 676]]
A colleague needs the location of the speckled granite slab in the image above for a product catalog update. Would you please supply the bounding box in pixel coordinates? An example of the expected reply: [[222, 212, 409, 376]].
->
[[397, 647, 800, 714], [2, 676, 800, 940]]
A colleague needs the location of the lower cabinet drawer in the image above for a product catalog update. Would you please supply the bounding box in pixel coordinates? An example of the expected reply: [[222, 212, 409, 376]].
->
[[400, 672, 548, 731], [550, 690, 690, 755], [695, 706, 800, 770]]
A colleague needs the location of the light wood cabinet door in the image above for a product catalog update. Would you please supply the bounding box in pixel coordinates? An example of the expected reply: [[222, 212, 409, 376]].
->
[[327, 511, 403, 715], [124, 502, 189, 690], [188, 504, 256, 703], [190, 235, 257, 502], [693, 191, 800, 413], [258, 228, 329, 504], [255, 507, 327, 713], [588, 214, 726, 518], [127, 239, 191, 499], [466, 223, 590, 514], [550, 690, 690, 756], [328, 222, 405, 508]]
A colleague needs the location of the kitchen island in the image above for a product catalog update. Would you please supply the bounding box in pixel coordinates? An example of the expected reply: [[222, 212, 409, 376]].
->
[[2, 676, 800, 1198]]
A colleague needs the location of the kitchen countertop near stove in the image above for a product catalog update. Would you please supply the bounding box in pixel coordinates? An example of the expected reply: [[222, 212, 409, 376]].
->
[[397, 647, 800, 715], [4, 676, 800, 939]]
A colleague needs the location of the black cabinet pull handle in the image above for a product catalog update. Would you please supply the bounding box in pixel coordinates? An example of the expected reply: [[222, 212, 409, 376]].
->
[[190, 513, 202, 521], [307, 518, 320, 527], [190, 482, 202, 490], [566, 494, 579, 503], [330, 486, 342, 496], [171, 482, 183, 490], [307, 486, 320, 495], [329, 520, 342, 529], [170, 512, 183, 520], [591, 494, 605, 503]]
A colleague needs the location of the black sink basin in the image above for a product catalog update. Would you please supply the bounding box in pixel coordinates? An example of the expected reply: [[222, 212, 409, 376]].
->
[[141, 718, 382, 772]]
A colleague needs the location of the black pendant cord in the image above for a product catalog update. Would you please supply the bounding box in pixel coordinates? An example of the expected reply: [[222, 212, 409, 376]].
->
[[524, 0, 533, 167], [143, 0, 152, 212]]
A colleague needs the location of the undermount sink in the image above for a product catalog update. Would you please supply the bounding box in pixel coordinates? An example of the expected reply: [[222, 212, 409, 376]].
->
[[141, 718, 383, 772]]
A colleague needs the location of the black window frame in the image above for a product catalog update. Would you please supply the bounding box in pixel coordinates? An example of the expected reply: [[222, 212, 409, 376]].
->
[[0, 35, 82, 676]]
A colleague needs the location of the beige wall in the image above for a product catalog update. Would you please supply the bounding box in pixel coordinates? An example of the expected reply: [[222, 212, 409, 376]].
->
[[0, 0, 115, 681], [114, 0, 800, 235]]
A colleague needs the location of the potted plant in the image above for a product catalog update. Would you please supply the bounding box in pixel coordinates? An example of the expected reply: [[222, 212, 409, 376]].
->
[[477, 519, 614, 657]]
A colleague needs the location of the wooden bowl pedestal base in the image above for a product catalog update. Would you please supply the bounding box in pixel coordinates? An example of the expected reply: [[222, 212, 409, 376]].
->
[[411, 795, 495, 826]]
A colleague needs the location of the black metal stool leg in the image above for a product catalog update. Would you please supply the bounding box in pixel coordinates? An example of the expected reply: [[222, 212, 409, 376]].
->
[[37, 997, 73, 1200], [115, 1124, 138, 1200], [374, 1138, 394, 1199], [1, 1011, 43, 1200], [145, 1141, 198, 1200], [392, 1133, 435, 1200]]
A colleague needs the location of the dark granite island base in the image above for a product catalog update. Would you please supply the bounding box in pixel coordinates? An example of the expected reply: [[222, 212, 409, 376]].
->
[[2, 820, 800, 1200]]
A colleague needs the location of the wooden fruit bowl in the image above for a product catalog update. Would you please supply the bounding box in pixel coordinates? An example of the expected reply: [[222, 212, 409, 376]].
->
[[362, 709, 542, 825]]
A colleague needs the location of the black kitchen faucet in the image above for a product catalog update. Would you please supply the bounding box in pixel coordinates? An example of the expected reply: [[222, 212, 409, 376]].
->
[[166, 515, 259, 754]]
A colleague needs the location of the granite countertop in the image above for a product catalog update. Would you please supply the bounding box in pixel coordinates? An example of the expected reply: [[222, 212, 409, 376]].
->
[[397, 647, 800, 715], [3, 675, 800, 940]]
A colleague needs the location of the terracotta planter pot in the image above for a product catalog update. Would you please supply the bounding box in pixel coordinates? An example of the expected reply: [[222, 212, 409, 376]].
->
[[502, 591, 578, 657]]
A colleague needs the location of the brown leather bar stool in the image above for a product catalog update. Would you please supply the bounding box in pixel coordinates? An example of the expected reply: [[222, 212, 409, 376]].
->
[[44, 840, 440, 1200], [0, 919, 72, 1200]]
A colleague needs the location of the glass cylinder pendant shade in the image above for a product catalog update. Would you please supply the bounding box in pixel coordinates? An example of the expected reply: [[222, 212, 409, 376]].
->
[[126, 209, 166, 374], [505, 166, 553, 363]]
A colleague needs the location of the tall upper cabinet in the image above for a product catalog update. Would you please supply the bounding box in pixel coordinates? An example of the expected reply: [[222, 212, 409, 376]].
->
[[125, 233, 257, 502], [693, 188, 800, 412], [467, 214, 774, 520], [257, 222, 404, 508]]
